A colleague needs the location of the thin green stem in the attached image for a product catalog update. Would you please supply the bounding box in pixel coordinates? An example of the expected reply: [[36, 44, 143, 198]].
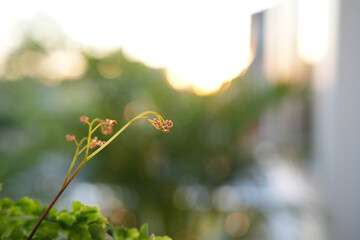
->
[[83, 123, 93, 163], [62, 137, 88, 188], [91, 123, 104, 134], [91, 118, 102, 125], [78, 145, 87, 155], [78, 137, 88, 149], [28, 111, 168, 240], [86, 111, 157, 163], [62, 146, 80, 188]]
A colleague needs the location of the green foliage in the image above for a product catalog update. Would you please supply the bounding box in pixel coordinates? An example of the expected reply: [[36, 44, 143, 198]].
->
[[0, 197, 171, 240], [0, 35, 298, 238]]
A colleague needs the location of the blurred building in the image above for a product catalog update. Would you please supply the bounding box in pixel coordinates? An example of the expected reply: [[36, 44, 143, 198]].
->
[[313, 1, 360, 240], [260, 0, 360, 240]]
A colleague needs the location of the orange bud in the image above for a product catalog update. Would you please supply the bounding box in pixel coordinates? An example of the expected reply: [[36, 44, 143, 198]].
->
[[80, 116, 89, 123], [101, 126, 113, 135], [66, 134, 76, 142], [162, 125, 170, 133], [165, 120, 173, 128], [110, 120, 117, 126]]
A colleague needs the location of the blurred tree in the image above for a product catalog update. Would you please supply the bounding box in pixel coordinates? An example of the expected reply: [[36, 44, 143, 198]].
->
[[0, 35, 293, 239]]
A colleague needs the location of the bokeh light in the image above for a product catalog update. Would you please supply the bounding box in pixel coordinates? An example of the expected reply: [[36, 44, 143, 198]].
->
[[297, 0, 329, 64], [224, 212, 250, 238]]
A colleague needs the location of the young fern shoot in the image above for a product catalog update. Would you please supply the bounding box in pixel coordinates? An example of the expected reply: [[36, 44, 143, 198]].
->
[[27, 111, 173, 240]]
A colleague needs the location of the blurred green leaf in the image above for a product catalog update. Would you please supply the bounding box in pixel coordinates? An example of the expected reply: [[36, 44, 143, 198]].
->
[[89, 224, 106, 240], [69, 226, 92, 240], [8, 206, 20, 217], [15, 197, 40, 215], [0, 198, 12, 209], [8, 227, 26, 240], [56, 211, 76, 227], [155, 237, 172, 240], [0, 221, 6, 236], [139, 224, 149, 239], [72, 201, 83, 212], [0, 197, 171, 239]]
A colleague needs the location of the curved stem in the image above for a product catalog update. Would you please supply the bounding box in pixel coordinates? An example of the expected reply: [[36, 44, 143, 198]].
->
[[91, 122, 104, 134], [62, 139, 88, 188], [78, 145, 87, 156], [62, 146, 80, 188], [83, 123, 93, 163], [27, 111, 166, 240], [86, 112, 152, 162]]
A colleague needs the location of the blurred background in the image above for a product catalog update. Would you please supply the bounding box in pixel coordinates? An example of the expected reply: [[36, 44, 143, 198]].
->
[[0, 0, 359, 239]]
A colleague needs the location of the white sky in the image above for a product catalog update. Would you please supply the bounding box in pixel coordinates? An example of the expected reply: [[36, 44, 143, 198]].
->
[[0, 0, 281, 94]]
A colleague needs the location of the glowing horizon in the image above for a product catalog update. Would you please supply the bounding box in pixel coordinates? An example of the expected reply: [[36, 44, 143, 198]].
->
[[0, 0, 281, 94]]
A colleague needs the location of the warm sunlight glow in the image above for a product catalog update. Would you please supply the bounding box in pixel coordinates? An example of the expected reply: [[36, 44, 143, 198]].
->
[[297, 0, 329, 64], [0, 0, 281, 93], [165, 14, 253, 95], [264, 0, 304, 83], [38, 50, 87, 83], [110, 1, 257, 95]]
